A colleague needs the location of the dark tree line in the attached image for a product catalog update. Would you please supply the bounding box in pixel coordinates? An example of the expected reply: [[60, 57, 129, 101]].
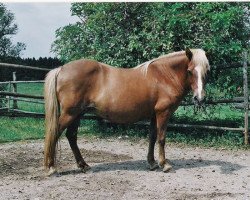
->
[[0, 56, 63, 81]]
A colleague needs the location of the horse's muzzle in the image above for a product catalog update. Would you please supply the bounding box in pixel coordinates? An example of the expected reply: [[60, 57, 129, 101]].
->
[[193, 96, 205, 106]]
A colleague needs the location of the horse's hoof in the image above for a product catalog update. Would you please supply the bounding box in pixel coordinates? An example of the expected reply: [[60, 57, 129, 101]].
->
[[80, 164, 91, 173], [149, 162, 159, 171], [162, 164, 172, 173], [47, 167, 59, 177]]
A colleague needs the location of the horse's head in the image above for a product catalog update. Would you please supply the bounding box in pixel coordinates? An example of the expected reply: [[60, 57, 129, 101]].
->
[[185, 48, 210, 105]]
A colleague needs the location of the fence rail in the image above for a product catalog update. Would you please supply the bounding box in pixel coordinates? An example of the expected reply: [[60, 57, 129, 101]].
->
[[9, 97, 45, 104], [0, 62, 50, 71], [0, 54, 249, 144], [0, 90, 249, 106], [0, 80, 44, 84], [0, 91, 44, 99]]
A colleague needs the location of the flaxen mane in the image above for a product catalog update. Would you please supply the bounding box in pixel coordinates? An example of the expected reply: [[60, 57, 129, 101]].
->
[[135, 49, 210, 77]]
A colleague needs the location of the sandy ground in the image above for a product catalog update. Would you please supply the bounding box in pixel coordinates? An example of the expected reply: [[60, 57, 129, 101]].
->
[[0, 137, 250, 200]]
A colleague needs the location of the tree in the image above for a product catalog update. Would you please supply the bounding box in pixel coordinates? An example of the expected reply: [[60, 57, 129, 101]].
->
[[52, 3, 249, 66], [0, 3, 26, 58], [0, 3, 26, 84]]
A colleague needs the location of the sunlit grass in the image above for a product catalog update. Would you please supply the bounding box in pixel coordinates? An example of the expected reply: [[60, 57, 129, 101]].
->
[[5, 82, 45, 113], [17, 82, 44, 96], [174, 104, 243, 127], [0, 115, 248, 149], [0, 117, 44, 143]]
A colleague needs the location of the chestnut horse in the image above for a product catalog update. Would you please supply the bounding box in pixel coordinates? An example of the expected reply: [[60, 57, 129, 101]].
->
[[44, 48, 210, 175]]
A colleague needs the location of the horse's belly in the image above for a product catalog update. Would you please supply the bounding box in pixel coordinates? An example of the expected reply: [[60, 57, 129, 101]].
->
[[88, 76, 154, 123], [97, 110, 151, 123], [93, 101, 153, 123]]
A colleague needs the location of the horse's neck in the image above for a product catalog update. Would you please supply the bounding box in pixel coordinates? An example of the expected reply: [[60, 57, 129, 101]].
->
[[160, 56, 190, 93]]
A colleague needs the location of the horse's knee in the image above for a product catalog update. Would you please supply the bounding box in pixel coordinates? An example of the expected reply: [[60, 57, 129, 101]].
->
[[158, 138, 165, 146]]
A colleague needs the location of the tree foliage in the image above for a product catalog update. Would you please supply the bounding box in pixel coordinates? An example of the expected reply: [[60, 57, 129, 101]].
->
[[0, 3, 27, 100], [0, 3, 26, 58], [52, 2, 249, 68]]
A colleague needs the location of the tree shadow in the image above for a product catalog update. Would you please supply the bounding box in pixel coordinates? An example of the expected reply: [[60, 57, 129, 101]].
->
[[170, 158, 246, 174], [90, 158, 246, 174]]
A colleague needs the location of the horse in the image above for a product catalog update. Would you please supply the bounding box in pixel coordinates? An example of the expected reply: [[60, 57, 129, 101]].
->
[[44, 48, 210, 176]]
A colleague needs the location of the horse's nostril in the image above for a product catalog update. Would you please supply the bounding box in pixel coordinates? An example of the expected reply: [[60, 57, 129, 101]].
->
[[193, 96, 198, 101]]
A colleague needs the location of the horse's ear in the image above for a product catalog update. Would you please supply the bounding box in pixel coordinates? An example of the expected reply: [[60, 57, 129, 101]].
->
[[185, 47, 193, 61], [205, 49, 211, 59]]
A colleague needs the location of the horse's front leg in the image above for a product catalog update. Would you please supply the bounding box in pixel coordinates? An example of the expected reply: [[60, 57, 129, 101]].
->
[[156, 111, 172, 172]]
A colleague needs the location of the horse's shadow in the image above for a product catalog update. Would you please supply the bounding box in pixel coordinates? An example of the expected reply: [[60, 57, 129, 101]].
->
[[59, 158, 246, 176]]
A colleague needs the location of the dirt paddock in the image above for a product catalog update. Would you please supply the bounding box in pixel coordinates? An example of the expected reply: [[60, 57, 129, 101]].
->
[[0, 137, 249, 200]]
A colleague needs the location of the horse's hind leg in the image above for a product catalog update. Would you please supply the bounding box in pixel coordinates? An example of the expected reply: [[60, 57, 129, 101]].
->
[[65, 116, 90, 172], [47, 112, 78, 175], [147, 115, 159, 170]]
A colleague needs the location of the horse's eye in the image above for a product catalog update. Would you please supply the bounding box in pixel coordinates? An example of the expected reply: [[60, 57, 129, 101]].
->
[[187, 70, 192, 76]]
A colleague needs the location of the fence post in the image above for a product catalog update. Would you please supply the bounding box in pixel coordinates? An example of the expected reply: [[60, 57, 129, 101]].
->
[[12, 72, 18, 109], [8, 81, 11, 112], [243, 51, 249, 145]]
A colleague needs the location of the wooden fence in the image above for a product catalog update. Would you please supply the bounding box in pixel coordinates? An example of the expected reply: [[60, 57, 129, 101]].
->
[[0, 54, 249, 144]]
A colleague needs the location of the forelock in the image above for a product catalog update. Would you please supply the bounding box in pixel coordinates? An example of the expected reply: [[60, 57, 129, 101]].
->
[[192, 49, 210, 77]]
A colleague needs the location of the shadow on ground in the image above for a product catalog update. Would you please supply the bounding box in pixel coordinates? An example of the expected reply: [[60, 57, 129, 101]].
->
[[60, 158, 245, 176]]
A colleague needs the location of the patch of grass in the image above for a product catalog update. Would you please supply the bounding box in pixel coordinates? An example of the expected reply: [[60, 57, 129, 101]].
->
[[166, 129, 248, 150], [78, 120, 249, 150], [0, 117, 44, 143], [0, 117, 248, 150], [17, 82, 44, 96], [174, 104, 243, 125], [5, 82, 45, 113]]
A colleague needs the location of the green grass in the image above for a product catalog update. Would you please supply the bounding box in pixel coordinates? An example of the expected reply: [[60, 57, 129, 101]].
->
[[17, 82, 44, 113], [0, 116, 248, 150], [0, 82, 248, 149], [17, 82, 44, 96], [0, 117, 44, 143], [4, 82, 45, 113], [173, 104, 244, 128], [78, 120, 248, 150]]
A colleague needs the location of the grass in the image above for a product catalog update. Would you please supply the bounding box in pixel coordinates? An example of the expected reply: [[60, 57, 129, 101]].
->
[[0, 82, 249, 149], [16, 82, 44, 113], [173, 104, 244, 128], [78, 120, 248, 150], [17, 82, 44, 96], [0, 116, 248, 150], [0, 117, 44, 143], [4, 82, 45, 113]]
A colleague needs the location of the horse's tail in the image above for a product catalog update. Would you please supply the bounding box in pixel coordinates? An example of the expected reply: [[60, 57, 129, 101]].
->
[[44, 67, 61, 169]]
